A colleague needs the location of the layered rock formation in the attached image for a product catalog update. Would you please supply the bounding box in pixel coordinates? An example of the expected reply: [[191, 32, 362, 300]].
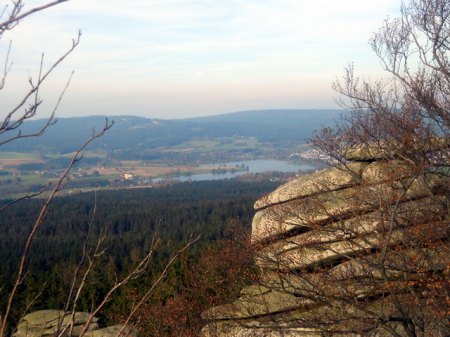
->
[[201, 149, 449, 337], [14, 310, 136, 337]]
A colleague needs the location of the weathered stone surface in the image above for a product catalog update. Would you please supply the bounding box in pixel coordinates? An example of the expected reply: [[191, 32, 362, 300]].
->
[[257, 196, 447, 258], [15, 322, 99, 337], [240, 285, 271, 297], [329, 247, 449, 280], [20, 310, 98, 328], [258, 271, 319, 295], [201, 321, 321, 337], [257, 222, 444, 270], [361, 160, 413, 183], [14, 310, 100, 337], [202, 290, 312, 320], [252, 175, 445, 242], [345, 143, 395, 161], [259, 272, 379, 301], [345, 138, 449, 162], [201, 295, 425, 337], [254, 162, 367, 210], [14, 326, 54, 337], [13, 310, 133, 337], [252, 188, 353, 242]]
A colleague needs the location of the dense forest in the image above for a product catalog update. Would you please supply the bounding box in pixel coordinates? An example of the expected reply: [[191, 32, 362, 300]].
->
[[0, 179, 279, 335]]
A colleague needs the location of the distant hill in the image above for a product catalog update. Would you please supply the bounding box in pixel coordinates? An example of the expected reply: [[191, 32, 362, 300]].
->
[[0, 109, 343, 154]]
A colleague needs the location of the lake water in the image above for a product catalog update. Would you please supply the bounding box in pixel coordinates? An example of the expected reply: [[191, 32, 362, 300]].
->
[[153, 159, 316, 183]]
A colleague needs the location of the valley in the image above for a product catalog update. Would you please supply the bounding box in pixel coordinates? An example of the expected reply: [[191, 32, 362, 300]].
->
[[0, 110, 333, 198]]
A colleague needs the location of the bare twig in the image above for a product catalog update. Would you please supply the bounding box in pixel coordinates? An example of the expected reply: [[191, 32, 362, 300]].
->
[[0, 31, 81, 145], [0, 1, 69, 31]]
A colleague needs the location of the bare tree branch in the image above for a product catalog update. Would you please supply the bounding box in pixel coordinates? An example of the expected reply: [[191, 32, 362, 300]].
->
[[0, 1, 69, 31]]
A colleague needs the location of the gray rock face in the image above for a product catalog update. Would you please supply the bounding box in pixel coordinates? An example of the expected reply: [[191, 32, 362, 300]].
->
[[201, 322, 321, 337], [344, 142, 394, 161], [14, 311, 135, 337], [251, 174, 445, 243], [201, 150, 449, 337], [14, 310, 99, 337], [19, 310, 95, 327], [344, 138, 448, 162], [254, 162, 367, 210]]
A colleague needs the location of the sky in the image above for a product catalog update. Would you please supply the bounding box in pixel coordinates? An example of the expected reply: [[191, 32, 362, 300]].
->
[[1, 0, 400, 119]]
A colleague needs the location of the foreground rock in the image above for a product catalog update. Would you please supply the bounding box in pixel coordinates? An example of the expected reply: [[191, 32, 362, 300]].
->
[[14, 310, 135, 337], [201, 146, 449, 337]]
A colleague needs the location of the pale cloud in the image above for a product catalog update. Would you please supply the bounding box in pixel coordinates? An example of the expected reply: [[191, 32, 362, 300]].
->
[[1, 0, 400, 118]]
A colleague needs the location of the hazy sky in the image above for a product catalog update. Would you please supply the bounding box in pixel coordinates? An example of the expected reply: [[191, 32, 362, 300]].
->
[[2, 0, 400, 119]]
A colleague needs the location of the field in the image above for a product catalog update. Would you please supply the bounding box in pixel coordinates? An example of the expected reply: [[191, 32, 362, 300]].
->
[[0, 152, 43, 168], [86, 163, 237, 178], [0, 151, 246, 199], [168, 137, 261, 153], [0, 131, 309, 199]]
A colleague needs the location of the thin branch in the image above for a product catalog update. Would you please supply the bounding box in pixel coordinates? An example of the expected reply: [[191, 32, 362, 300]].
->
[[0, 182, 53, 213], [0, 1, 69, 30], [0, 30, 81, 143], [0, 39, 12, 89]]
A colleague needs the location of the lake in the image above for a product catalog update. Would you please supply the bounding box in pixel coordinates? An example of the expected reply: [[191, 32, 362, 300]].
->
[[153, 159, 316, 183]]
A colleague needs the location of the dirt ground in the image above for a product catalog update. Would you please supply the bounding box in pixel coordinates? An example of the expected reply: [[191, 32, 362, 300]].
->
[[86, 163, 231, 178]]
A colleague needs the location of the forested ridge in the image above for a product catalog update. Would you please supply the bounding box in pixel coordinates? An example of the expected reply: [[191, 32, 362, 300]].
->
[[0, 180, 278, 330], [0, 110, 340, 154]]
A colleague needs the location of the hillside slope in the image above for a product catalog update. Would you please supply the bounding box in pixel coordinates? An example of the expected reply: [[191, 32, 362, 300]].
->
[[0, 109, 341, 154]]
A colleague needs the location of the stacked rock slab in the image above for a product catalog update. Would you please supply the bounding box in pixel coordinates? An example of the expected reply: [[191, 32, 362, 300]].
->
[[201, 147, 448, 337], [14, 310, 136, 337]]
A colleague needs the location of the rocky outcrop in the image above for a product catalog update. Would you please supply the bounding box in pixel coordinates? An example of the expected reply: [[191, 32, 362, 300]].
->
[[14, 310, 136, 337], [201, 148, 449, 337]]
